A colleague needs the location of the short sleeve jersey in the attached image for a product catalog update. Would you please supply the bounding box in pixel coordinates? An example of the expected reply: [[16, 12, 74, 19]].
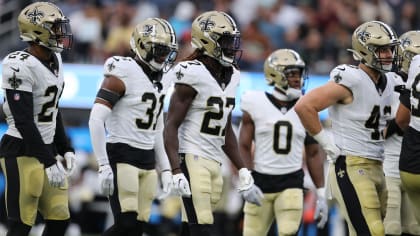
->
[[2, 51, 65, 145], [168, 60, 239, 163], [103, 56, 172, 149], [241, 90, 307, 175], [328, 64, 394, 161]]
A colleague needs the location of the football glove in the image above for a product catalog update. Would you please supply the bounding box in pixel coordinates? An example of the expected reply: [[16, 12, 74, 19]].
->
[[313, 129, 340, 163], [172, 173, 191, 197], [238, 168, 264, 206], [98, 164, 114, 196], [156, 170, 173, 200], [314, 187, 329, 228], [63, 152, 77, 176], [45, 161, 66, 188]]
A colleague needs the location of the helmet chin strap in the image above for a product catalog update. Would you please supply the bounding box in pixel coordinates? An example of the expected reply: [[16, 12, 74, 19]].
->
[[272, 87, 302, 101]]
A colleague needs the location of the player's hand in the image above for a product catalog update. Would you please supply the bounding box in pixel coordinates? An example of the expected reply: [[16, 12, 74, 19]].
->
[[45, 161, 66, 188], [314, 187, 329, 228], [63, 152, 77, 176], [157, 170, 173, 200], [172, 173, 191, 197], [98, 164, 114, 196], [313, 130, 340, 163], [237, 168, 264, 206]]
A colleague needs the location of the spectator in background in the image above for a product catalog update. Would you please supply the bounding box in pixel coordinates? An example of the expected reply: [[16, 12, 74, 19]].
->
[[169, 1, 197, 39], [103, 1, 134, 58], [239, 19, 272, 72], [68, 1, 103, 63]]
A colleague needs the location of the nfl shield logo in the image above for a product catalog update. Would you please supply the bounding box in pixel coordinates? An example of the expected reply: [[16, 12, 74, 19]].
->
[[13, 93, 20, 101]]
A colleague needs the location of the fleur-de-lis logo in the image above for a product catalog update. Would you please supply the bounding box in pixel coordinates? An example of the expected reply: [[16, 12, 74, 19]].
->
[[26, 7, 44, 25], [334, 73, 342, 83], [143, 24, 155, 37], [357, 30, 371, 43], [199, 18, 215, 32], [401, 37, 411, 48], [8, 72, 22, 89], [175, 68, 184, 80], [107, 62, 115, 71], [337, 169, 345, 178]]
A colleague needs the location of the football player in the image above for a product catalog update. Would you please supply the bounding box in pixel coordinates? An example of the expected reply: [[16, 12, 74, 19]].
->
[[163, 11, 263, 236], [0, 2, 76, 236], [383, 31, 420, 235], [88, 18, 177, 235], [295, 21, 400, 236], [239, 49, 328, 235], [394, 30, 420, 226]]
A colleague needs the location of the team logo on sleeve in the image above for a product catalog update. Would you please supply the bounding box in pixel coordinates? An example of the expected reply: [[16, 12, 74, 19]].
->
[[175, 68, 184, 80], [333, 73, 342, 83], [107, 61, 115, 71], [8, 72, 22, 89]]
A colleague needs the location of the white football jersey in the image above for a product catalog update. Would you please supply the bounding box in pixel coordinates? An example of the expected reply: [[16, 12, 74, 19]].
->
[[103, 56, 172, 149], [241, 90, 306, 175], [168, 60, 239, 164], [328, 64, 394, 161], [383, 73, 405, 178], [2, 51, 65, 145], [407, 55, 420, 132]]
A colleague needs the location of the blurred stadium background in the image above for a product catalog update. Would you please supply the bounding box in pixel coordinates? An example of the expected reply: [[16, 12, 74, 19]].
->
[[0, 0, 419, 235]]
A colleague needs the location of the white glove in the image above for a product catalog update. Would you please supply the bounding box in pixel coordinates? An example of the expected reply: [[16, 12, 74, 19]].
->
[[238, 168, 264, 206], [314, 187, 329, 228], [63, 152, 77, 176], [45, 161, 66, 188], [157, 170, 173, 200], [313, 129, 340, 163], [172, 173, 191, 197], [98, 164, 114, 196]]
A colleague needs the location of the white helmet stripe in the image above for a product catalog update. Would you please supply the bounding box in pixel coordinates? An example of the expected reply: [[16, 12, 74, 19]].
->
[[155, 18, 176, 45]]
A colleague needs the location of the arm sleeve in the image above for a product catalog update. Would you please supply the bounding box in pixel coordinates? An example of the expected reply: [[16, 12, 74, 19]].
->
[[154, 114, 170, 172], [88, 103, 112, 166], [5, 89, 55, 167], [54, 110, 74, 156]]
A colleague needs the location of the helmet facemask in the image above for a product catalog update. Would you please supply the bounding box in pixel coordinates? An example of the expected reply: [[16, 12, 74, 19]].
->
[[44, 18, 73, 52], [367, 43, 399, 72], [212, 33, 242, 66], [141, 42, 178, 72]]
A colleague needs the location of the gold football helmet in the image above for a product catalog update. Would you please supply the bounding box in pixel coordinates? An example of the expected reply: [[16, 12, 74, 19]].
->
[[349, 21, 399, 72], [191, 11, 241, 66], [18, 2, 73, 52], [130, 18, 178, 72], [399, 31, 420, 74], [264, 49, 306, 98]]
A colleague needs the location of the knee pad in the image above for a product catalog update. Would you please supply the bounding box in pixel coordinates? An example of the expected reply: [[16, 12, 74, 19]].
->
[[42, 219, 70, 236], [405, 223, 420, 235], [7, 220, 31, 236], [278, 220, 300, 236], [370, 220, 385, 236], [385, 221, 401, 235]]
